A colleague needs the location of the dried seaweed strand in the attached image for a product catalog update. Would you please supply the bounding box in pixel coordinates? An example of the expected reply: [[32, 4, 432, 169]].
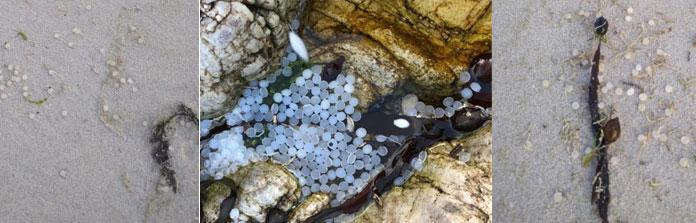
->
[[589, 17, 610, 223], [150, 103, 198, 193]]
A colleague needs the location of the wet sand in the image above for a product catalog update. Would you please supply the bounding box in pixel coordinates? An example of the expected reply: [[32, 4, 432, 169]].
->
[[0, 1, 198, 222], [494, 0, 696, 222]]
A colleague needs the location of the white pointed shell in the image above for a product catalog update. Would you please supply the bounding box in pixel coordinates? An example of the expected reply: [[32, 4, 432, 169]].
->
[[289, 31, 309, 61]]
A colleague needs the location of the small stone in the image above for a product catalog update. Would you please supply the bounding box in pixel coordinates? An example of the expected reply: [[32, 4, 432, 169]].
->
[[142, 121, 149, 127], [61, 110, 68, 116], [679, 158, 690, 168], [3, 42, 10, 49], [565, 85, 573, 93], [635, 64, 642, 71], [59, 170, 68, 178], [554, 192, 564, 203], [614, 88, 624, 96], [665, 85, 674, 93], [648, 19, 656, 26], [626, 87, 635, 96], [681, 136, 691, 145], [542, 80, 550, 88], [638, 104, 646, 112], [571, 102, 580, 110], [624, 52, 633, 60], [572, 49, 580, 57], [639, 93, 648, 101], [72, 27, 82, 34], [638, 134, 647, 142], [48, 70, 57, 75], [625, 16, 632, 22], [642, 38, 650, 45], [571, 150, 580, 159], [664, 108, 673, 117], [598, 102, 605, 109], [626, 7, 634, 14], [103, 105, 109, 111]]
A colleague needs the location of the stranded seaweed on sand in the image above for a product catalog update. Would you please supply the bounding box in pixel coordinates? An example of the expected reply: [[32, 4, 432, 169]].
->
[[150, 103, 198, 193], [587, 16, 621, 223]]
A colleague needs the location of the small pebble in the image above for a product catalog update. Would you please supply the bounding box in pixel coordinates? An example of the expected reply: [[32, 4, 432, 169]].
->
[[29, 113, 36, 119], [72, 28, 82, 34], [565, 85, 573, 93], [625, 15, 632, 22], [665, 85, 674, 93], [113, 114, 120, 120], [626, 7, 634, 14], [571, 102, 580, 110], [614, 88, 624, 96], [642, 38, 650, 45], [664, 108, 673, 117], [554, 192, 564, 203], [572, 49, 580, 57], [639, 93, 648, 101], [638, 134, 647, 142], [61, 110, 68, 116], [542, 80, 550, 88], [679, 158, 690, 168], [48, 70, 57, 75], [648, 19, 656, 26], [681, 136, 691, 145], [626, 87, 635, 96], [142, 121, 149, 127], [598, 102, 605, 109], [103, 105, 109, 111], [624, 52, 633, 60], [3, 42, 10, 49], [635, 64, 642, 71], [59, 170, 68, 178], [638, 104, 646, 112]]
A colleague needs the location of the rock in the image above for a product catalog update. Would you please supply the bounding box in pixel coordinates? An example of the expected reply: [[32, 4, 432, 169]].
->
[[226, 161, 302, 222], [305, 0, 491, 101], [200, 0, 301, 119], [201, 181, 233, 223], [350, 123, 492, 222], [288, 192, 331, 223]]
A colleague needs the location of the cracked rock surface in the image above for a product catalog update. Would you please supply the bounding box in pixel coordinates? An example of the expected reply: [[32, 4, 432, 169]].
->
[[288, 192, 331, 223], [351, 124, 492, 223], [305, 0, 491, 99], [226, 161, 301, 222], [200, 0, 300, 119]]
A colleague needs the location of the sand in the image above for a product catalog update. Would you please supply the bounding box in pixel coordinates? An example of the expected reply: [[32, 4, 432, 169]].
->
[[0, 1, 198, 222], [493, 1, 696, 222]]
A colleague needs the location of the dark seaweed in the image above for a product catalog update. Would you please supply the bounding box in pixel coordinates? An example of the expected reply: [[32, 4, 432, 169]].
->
[[588, 17, 618, 223], [320, 55, 345, 82], [265, 207, 289, 223], [466, 55, 492, 108], [150, 103, 198, 193], [304, 106, 488, 223]]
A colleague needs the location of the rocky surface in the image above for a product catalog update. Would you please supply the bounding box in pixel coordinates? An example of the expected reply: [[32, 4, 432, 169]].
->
[[350, 124, 492, 223], [305, 0, 491, 100], [200, 0, 301, 119], [288, 192, 331, 223], [201, 181, 233, 223], [226, 161, 301, 222]]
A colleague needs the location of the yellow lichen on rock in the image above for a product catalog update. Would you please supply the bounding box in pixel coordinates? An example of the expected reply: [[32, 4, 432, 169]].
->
[[306, 0, 491, 97]]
